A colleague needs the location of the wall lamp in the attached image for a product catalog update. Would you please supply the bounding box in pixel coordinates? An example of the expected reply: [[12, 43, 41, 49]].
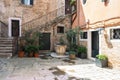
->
[[96, 27, 104, 34]]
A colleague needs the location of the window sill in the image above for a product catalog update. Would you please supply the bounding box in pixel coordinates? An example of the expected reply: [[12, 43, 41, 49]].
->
[[20, 4, 33, 8], [110, 39, 120, 42], [80, 39, 87, 41]]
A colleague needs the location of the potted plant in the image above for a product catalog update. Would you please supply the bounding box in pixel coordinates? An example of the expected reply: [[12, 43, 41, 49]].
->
[[34, 45, 39, 58], [77, 45, 87, 59], [69, 50, 76, 59], [18, 38, 25, 58], [25, 45, 39, 57], [95, 54, 108, 68], [24, 30, 41, 57]]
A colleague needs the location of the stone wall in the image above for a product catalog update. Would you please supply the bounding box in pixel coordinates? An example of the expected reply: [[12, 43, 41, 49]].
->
[[0, 0, 60, 24], [52, 15, 71, 50], [100, 27, 120, 70]]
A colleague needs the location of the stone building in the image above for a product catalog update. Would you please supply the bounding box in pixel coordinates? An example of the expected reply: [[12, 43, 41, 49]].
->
[[0, 0, 72, 57], [72, 0, 120, 69]]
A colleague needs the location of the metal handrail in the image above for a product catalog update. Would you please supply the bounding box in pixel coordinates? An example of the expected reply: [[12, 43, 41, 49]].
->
[[0, 21, 8, 37]]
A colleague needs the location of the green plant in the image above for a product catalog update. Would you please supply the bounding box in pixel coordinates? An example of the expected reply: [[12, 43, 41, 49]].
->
[[25, 45, 39, 53], [66, 29, 77, 51], [77, 45, 87, 53], [69, 50, 76, 54], [70, 0, 76, 5], [96, 54, 107, 60], [24, 30, 41, 45], [18, 37, 25, 51], [59, 36, 66, 45]]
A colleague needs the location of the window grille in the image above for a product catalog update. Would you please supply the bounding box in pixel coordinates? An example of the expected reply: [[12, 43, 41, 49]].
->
[[110, 28, 120, 40]]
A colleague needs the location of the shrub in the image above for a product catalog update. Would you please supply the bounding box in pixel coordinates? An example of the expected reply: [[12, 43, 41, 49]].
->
[[96, 54, 107, 60]]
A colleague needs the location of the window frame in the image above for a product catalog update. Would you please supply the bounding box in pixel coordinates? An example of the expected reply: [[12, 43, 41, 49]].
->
[[109, 26, 120, 42], [57, 26, 65, 34], [21, 0, 33, 6], [82, 0, 87, 5], [80, 31, 88, 41]]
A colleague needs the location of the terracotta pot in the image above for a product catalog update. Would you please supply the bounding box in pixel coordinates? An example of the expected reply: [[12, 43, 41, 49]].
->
[[18, 51, 24, 58], [69, 54, 76, 59], [34, 53, 39, 58], [29, 52, 34, 57]]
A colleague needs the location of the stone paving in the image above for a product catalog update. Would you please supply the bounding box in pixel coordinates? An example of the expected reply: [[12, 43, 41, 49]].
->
[[0, 57, 120, 80]]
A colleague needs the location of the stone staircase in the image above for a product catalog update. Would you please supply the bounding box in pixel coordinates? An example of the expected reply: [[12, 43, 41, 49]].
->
[[0, 38, 13, 58]]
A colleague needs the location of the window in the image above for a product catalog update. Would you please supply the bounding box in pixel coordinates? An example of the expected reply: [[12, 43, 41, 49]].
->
[[21, 0, 33, 5], [57, 26, 64, 33], [80, 32, 87, 40], [110, 28, 120, 40], [82, 0, 87, 5], [101, 0, 108, 2]]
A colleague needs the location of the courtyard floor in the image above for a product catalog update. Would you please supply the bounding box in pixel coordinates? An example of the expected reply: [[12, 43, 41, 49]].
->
[[0, 56, 120, 80]]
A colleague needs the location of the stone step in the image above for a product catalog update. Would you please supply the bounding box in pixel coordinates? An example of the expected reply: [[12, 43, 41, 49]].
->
[[0, 41, 13, 44], [0, 44, 13, 47], [0, 53, 12, 58], [0, 40, 13, 42], [0, 47, 13, 50], [0, 49, 12, 53], [0, 37, 14, 58]]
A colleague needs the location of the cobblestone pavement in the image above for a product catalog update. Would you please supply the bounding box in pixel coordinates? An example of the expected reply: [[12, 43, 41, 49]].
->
[[0, 57, 120, 80]]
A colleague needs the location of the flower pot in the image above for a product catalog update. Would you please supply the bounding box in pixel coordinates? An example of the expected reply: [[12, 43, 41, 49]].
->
[[18, 51, 24, 58], [34, 53, 39, 58], [29, 52, 34, 57], [81, 53, 87, 59], [69, 54, 76, 59], [95, 58, 108, 68]]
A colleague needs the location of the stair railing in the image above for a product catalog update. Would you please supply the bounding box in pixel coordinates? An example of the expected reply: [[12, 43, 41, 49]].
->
[[22, 6, 65, 31], [0, 21, 8, 37]]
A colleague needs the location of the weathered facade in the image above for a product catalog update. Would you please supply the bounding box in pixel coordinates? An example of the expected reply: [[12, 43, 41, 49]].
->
[[72, 0, 120, 69], [0, 0, 72, 56]]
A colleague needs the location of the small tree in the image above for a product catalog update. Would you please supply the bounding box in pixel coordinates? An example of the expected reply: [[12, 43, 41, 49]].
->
[[66, 29, 77, 51]]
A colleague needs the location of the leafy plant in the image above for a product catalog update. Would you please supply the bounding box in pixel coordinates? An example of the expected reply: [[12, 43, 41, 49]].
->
[[70, 0, 76, 5], [66, 29, 77, 51], [25, 45, 39, 53], [24, 30, 41, 45], [77, 45, 87, 53], [59, 36, 66, 45], [96, 54, 107, 60], [69, 51, 76, 54]]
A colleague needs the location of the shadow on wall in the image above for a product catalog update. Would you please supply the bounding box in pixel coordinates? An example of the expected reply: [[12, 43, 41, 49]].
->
[[104, 30, 113, 48]]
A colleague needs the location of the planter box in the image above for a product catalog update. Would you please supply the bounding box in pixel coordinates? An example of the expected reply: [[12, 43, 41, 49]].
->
[[95, 58, 108, 68], [81, 53, 87, 59], [77, 53, 87, 59]]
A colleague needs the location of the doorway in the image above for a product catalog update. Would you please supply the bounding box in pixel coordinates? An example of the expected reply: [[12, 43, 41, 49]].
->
[[39, 33, 51, 50], [9, 18, 21, 37], [11, 20, 19, 37], [91, 31, 99, 58]]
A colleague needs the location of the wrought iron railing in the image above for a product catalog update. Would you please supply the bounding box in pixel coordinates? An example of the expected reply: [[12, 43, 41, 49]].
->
[[0, 21, 8, 37], [22, 6, 65, 31]]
